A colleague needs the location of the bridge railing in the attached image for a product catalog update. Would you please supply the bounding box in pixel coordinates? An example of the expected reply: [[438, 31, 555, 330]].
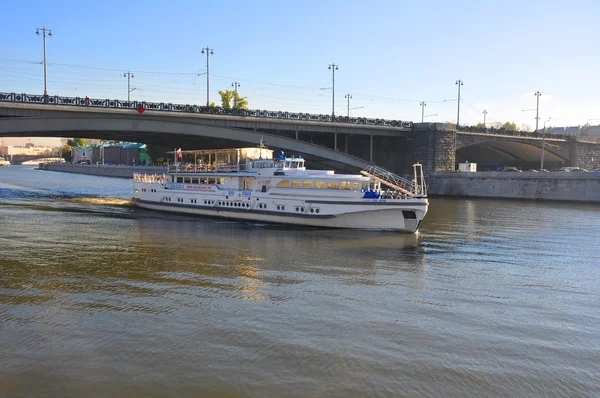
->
[[0, 92, 412, 128], [458, 125, 573, 140]]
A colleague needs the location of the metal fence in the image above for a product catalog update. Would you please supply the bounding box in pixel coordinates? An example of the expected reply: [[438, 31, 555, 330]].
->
[[0, 92, 413, 128]]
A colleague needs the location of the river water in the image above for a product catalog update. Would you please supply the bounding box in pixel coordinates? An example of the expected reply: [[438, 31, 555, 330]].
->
[[0, 166, 599, 397]]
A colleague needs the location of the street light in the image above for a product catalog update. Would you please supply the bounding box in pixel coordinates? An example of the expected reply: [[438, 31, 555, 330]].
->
[[231, 81, 240, 108], [345, 93, 352, 117], [534, 91, 542, 131], [328, 63, 339, 118], [541, 117, 551, 171], [123, 72, 135, 102], [482, 110, 488, 127], [35, 26, 53, 101], [201, 47, 214, 106], [420, 101, 426, 123], [455, 80, 463, 127]]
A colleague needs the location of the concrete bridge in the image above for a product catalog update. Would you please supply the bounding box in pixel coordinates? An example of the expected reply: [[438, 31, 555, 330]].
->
[[7, 153, 59, 165], [1, 92, 599, 173]]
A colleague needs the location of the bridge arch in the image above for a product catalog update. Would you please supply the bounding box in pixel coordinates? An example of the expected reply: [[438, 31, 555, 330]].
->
[[0, 116, 373, 171], [456, 135, 569, 170]]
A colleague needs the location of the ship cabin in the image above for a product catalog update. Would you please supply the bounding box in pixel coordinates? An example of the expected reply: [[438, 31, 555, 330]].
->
[[157, 147, 379, 194]]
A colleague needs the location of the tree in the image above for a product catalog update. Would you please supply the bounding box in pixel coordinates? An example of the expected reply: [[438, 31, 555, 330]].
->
[[218, 90, 249, 110], [475, 122, 486, 128], [67, 138, 87, 147], [61, 144, 72, 161], [520, 123, 532, 132], [501, 122, 517, 131]]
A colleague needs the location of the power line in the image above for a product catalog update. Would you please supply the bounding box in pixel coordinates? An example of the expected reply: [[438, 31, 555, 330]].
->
[[0, 58, 459, 106]]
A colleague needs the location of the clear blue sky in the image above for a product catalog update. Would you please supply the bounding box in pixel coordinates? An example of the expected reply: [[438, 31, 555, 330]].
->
[[2, 0, 599, 146]]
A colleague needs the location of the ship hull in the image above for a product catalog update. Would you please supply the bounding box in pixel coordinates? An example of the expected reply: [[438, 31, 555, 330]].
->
[[132, 197, 427, 232]]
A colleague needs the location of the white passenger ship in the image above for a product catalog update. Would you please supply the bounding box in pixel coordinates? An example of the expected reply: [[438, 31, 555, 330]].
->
[[133, 146, 428, 232], [0, 158, 10, 166]]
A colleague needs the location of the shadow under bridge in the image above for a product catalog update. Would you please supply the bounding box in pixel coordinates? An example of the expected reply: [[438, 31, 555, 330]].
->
[[0, 116, 373, 172]]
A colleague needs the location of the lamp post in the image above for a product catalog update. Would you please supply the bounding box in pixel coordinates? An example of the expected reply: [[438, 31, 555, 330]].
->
[[455, 79, 463, 127], [201, 47, 214, 106], [328, 63, 339, 118], [534, 91, 541, 132], [35, 26, 53, 101], [232, 81, 240, 108], [123, 72, 135, 102], [420, 101, 426, 123], [345, 94, 352, 117], [541, 117, 551, 171], [482, 110, 488, 127]]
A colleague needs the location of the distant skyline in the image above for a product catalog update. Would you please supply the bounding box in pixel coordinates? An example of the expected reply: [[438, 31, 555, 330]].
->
[[2, 0, 600, 146]]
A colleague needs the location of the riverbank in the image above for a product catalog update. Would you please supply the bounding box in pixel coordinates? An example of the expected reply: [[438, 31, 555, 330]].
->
[[39, 163, 166, 178], [428, 171, 600, 202]]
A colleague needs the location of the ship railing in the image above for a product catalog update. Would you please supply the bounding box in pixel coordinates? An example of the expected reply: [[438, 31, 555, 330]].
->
[[133, 173, 168, 184], [361, 164, 427, 197], [167, 163, 251, 173]]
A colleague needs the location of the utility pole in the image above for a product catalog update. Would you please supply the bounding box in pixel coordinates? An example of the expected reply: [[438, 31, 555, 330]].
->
[[420, 101, 426, 123], [541, 117, 551, 171], [345, 94, 352, 117], [35, 26, 53, 101], [201, 47, 214, 106], [232, 81, 240, 108], [482, 109, 488, 127], [123, 72, 135, 102], [328, 63, 339, 118], [455, 79, 463, 127], [534, 91, 541, 132]]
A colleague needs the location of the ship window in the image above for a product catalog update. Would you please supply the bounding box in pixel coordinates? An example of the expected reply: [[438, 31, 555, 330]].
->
[[362, 182, 369, 189], [291, 180, 301, 188], [208, 178, 215, 184], [184, 177, 191, 183], [315, 181, 326, 189], [276, 179, 290, 187], [191, 177, 198, 184], [199, 178, 207, 184], [302, 180, 314, 189], [176, 177, 183, 183], [218, 178, 224, 184], [327, 181, 340, 189], [341, 181, 350, 190], [351, 182, 360, 190]]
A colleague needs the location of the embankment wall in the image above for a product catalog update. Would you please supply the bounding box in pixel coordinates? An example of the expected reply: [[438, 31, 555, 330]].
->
[[40, 163, 167, 178], [428, 171, 600, 202]]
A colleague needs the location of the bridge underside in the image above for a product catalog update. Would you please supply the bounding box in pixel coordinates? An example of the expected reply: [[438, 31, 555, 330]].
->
[[457, 141, 567, 170], [0, 117, 379, 173]]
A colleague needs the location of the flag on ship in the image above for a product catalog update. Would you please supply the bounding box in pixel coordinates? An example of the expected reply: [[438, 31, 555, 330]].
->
[[177, 148, 182, 159]]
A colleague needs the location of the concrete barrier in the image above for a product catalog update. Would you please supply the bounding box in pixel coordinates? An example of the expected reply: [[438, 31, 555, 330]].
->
[[40, 163, 167, 178], [428, 171, 600, 202]]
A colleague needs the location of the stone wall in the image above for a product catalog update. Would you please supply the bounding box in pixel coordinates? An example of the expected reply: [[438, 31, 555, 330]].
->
[[569, 140, 600, 170], [411, 124, 456, 174], [428, 171, 600, 202], [41, 163, 166, 178]]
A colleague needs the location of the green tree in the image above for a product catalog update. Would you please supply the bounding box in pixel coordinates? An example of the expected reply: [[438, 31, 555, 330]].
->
[[501, 122, 517, 131], [67, 138, 87, 147], [218, 90, 249, 110], [475, 122, 486, 128], [61, 144, 72, 161]]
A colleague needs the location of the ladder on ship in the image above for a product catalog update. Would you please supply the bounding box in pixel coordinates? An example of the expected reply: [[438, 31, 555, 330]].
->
[[361, 163, 427, 198]]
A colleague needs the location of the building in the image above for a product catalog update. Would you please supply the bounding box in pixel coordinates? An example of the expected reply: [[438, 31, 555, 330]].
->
[[71, 143, 152, 165]]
